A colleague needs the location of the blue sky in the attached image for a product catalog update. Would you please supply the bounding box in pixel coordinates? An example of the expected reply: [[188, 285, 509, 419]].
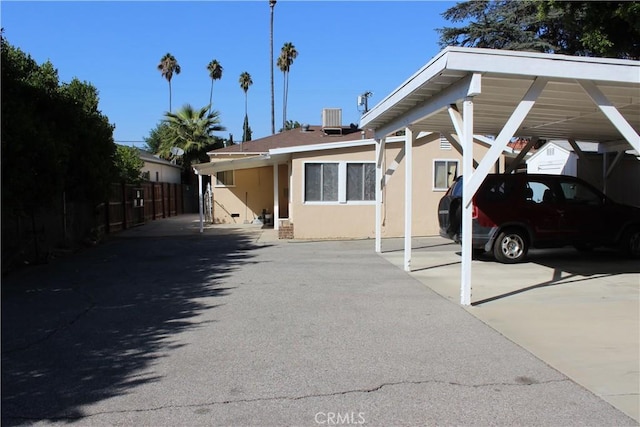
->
[[2, 1, 456, 147]]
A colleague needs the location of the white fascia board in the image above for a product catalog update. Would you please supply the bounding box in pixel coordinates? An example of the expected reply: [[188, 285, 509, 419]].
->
[[360, 50, 450, 129], [207, 151, 267, 157], [373, 73, 480, 138], [268, 134, 419, 156], [193, 154, 272, 175], [445, 48, 640, 84]]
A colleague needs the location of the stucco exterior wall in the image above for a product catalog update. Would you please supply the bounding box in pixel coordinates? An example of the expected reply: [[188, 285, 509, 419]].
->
[[288, 134, 497, 239], [212, 166, 274, 224], [143, 162, 182, 184]]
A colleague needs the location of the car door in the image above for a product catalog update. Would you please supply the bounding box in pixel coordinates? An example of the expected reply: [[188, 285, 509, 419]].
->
[[523, 178, 565, 245], [556, 178, 609, 244]]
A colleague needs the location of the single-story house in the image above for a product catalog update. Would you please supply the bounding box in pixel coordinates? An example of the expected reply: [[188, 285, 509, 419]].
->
[[193, 115, 520, 239], [138, 149, 182, 184]]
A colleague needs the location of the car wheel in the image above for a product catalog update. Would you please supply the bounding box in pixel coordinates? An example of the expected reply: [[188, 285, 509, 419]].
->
[[493, 229, 528, 263], [620, 227, 640, 259]]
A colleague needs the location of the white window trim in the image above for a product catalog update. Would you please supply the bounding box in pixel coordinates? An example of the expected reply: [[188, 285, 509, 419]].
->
[[303, 161, 376, 205], [433, 159, 459, 192], [215, 170, 236, 188]]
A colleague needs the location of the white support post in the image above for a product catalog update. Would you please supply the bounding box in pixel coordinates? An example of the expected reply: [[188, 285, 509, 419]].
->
[[288, 161, 293, 222], [460, 97, 474, 306], [404, 127, 413, 272], [273, 163, 279, 231], [197, 171, 204, 234], [375, 138, 384, 253]]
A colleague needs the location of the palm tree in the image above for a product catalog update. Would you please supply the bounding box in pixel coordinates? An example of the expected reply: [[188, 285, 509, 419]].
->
[[238, 71, 253, 142], [269, 0, 277, 135], [162, 103, 226, 156], [277, 42, 298, 131], [206, 59, 223, 114], [157, 53, 181, 111]]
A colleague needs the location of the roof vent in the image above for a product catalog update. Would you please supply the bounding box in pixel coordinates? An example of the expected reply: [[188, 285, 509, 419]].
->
[[322, 108, 342, 135], [301, 123, 310, 132]]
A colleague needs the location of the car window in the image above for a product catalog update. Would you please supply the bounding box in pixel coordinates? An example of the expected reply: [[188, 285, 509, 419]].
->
[[559, 181, 602, 206], [526, 181, 555, 204], [481, 178, 513, 202]]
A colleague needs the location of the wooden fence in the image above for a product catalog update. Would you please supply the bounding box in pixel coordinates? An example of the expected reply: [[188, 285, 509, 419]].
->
[[98, 182, 185, 234]]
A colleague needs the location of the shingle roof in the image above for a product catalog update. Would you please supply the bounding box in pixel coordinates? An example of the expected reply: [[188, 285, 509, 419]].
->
[[208, 125, 374, 155]]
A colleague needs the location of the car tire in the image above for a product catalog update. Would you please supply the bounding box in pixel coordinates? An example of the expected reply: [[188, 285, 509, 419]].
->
[[493, 228, 528, 264], [620, 226, 640, 259]]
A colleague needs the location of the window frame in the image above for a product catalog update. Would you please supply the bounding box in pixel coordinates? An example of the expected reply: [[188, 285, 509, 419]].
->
[[215, 170, 235, 187], [433, 159, 459, 191], [303, 161, 376, 205]]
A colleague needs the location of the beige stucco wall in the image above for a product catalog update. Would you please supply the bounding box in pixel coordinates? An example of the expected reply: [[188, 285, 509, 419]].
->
[[289, 135, 503, 239], [143, 162, 181, 184], [212, 166, 274, 224], [209, 135, 504, 237]]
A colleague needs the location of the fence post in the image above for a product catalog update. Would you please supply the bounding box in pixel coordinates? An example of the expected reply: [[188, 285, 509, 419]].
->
[[121, 183, 127, 230]]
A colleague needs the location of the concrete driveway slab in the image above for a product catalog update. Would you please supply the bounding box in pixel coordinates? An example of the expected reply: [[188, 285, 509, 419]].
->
[[379, 237, 640, 422], [2, 215, 637, 426]]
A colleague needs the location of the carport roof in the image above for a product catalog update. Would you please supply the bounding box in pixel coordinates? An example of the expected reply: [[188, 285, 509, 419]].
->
[[360, 47, 639, 148]]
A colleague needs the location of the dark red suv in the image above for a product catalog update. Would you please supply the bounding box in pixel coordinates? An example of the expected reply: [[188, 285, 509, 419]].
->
[[438, 173, 640, 263]]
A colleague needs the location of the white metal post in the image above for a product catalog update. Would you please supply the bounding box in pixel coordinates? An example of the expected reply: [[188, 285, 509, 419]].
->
[[461, 97, 474, 305], [273, 163, 279, 230], [404, 127, 413, 272], [197, 171, 204, 234], [375, 138, 383, 253]]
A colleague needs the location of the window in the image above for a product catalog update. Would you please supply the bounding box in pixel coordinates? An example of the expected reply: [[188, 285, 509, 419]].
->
[[216, 170, 235, 187], [305, 163, 338, 201], [304, 162, 375, 203], [434, 160, 459, 190], [347, 163, 375, 201], [559, 181, 601, 206]]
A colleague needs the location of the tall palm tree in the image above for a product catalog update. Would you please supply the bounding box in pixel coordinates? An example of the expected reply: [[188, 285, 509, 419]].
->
[[277, 42, 298, 131], [269, 0, 277, 135], [162, 103, 226, 155], [206, 59, 223, 114], [157, 53, 181, 111], [238, 71, 253, 142]]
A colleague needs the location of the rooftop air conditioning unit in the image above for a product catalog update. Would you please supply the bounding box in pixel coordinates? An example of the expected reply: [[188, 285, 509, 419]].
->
[[322, 108, 342, 129]]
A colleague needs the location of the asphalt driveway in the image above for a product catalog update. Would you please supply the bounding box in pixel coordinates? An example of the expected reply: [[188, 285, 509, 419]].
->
[[2, 216, 637, 426]]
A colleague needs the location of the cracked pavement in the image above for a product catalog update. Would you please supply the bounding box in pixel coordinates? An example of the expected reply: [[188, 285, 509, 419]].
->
[[2, 217, 637, 426]]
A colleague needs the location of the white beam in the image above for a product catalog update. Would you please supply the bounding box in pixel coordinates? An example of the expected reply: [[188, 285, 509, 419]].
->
[[273, 163, 279, 230], [374, 73, 482, 139], [579, 80, 640, 153], [441, 132, 479, 169], [404, 128, 414, 271], [460, 97, 474, 306], [375, 138, 384, 253], [465, 77, 548, 203]]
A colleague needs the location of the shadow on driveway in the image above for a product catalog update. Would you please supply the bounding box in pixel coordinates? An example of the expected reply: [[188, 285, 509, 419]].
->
[[470, 248, 640, 305], [1, 228, 267, 424]]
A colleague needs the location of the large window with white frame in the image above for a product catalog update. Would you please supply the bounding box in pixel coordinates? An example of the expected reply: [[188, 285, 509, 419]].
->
[[215, 170, 235, 187], [304, 162, 375, 204], [433, 160, 459, 191]]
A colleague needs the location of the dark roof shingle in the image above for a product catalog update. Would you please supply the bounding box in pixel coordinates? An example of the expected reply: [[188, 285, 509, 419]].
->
[[209, 125, 374, 154]]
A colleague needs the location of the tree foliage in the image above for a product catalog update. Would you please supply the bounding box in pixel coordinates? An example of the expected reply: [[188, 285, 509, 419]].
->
[[437, 1, 640, 59], [113, 145, 144, 184], [206, 59, 223, 114], [239, 71, 253, 142], [162, 104, 226, 181], [1, 35, 116, 213], [157, 53, 181, 111], [277, 42, 298, 131]]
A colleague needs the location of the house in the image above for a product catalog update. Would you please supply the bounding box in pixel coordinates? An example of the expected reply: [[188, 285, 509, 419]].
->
[[527, 140, 640, 206], [192, 111, 516, 239], [138, 149, 182, 184]]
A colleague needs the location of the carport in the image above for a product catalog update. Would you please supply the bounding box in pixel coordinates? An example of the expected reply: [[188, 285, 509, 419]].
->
[[359, 47, 639, 305]]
